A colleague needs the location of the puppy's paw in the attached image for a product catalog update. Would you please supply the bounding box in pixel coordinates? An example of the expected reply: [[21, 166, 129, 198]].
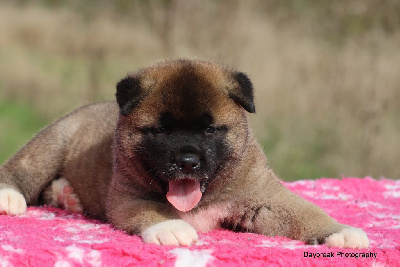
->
[[49, 178, 83, 213], [141, 219, 198, 246], [325, 227, 369, 249], [0, 188, 27, 215]]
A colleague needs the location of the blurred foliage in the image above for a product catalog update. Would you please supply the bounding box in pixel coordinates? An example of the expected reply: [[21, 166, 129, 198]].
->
[[1, 0, 399, 180], [16, 0, 400, 39], [0, 99, 46, 164], [261, 0, 400, 38]]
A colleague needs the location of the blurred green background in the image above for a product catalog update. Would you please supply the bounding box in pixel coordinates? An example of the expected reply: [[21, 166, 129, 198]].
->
[[0, 0, 399, 181]]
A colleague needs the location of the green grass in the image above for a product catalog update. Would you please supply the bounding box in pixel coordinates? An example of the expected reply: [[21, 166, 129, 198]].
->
[[261, 120, 338, 181], [0, 100, 47, 164]]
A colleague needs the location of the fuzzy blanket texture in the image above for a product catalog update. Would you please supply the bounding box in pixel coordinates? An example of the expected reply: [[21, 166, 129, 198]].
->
[[0, 177, 399, 267]]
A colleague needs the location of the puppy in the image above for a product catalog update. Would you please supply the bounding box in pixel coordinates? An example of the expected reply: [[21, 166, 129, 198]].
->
[[0, 59, 369, 248]]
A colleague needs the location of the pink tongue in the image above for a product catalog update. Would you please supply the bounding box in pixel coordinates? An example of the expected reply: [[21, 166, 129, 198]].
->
[[166, 179, 202, 212]]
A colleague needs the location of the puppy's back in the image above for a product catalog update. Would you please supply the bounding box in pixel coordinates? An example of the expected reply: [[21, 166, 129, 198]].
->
[[0, 101, 118, 210]]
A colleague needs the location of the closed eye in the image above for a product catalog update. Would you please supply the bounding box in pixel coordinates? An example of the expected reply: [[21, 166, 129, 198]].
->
[[205, 126, 216, 134], [141, 126, 168, 135]]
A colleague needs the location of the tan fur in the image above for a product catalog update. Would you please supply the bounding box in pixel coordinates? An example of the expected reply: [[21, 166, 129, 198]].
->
[[0, 59, 368, 248]]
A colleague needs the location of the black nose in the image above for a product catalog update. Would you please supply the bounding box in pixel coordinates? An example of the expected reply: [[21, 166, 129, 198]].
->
[[176, 154, 200, 173]]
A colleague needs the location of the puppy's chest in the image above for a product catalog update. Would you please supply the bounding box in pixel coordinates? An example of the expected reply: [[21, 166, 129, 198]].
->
[[178, 204, 231, 232]]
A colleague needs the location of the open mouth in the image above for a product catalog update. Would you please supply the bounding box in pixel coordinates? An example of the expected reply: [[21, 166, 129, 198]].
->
[[166, 178, 203, 212]]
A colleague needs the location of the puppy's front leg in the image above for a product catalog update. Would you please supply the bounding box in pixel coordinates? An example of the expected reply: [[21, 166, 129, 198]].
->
[[106, 188, 198, 246], [234, 185, 369, 248]]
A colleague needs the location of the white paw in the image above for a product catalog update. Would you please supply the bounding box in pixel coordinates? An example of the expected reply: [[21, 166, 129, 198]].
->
[[51, 178, 82, 213], [325, 227, 369, 248], [141, 219, 198, 246], [0, 188, 27, 215]]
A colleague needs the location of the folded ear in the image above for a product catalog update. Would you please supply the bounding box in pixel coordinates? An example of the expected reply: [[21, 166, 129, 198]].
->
[[228, 72, 256, 113], [115, 75, 145, 115]]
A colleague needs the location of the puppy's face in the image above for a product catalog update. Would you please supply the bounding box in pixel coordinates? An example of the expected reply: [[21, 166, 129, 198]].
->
[[115, 60, 255, 211]]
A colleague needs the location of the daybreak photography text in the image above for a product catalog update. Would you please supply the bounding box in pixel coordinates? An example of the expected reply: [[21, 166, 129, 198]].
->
[[303, 251, 377, 259]]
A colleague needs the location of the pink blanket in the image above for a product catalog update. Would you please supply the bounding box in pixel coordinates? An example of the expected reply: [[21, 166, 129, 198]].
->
[[0, 177, 399, 266]]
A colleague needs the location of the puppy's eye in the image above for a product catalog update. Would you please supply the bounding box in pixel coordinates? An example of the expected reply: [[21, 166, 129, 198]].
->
[[153, 127, 167, 134], [204, 126, 216, 134], [144, 127, 167, 134]]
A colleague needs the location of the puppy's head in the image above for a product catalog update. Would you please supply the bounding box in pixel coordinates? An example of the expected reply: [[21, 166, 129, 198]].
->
[[115, 59, 255, 212]]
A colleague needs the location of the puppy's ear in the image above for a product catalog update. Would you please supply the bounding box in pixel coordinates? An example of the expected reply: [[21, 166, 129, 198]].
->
[[229, 72, 256, 113], [115, 76, 145, 115]]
